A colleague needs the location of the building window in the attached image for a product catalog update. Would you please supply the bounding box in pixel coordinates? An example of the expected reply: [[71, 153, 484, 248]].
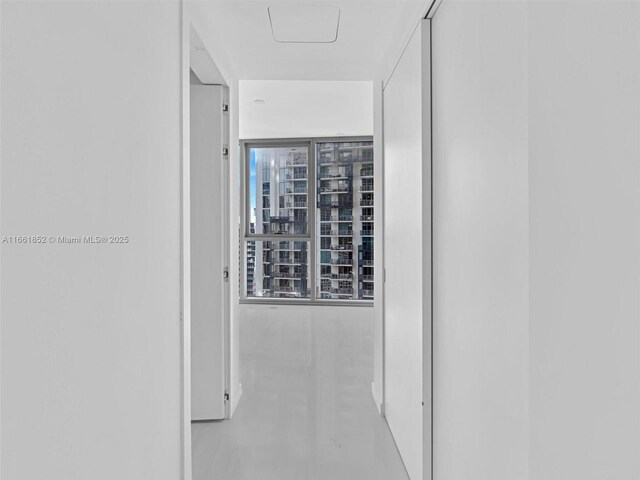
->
[[243, 138, 374, 302]]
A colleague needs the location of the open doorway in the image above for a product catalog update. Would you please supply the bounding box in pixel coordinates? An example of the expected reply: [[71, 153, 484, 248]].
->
[[189, 79, 407, 480], [181, 24, 232, 480], [181, 2, 436, 479]]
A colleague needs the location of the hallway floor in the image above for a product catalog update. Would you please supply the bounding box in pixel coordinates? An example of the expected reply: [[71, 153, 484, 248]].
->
[[192, 305, 409, 480]]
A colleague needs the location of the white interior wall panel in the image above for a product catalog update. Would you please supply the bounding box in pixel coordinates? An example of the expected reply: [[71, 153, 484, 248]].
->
[[383, 20, 431, 480], [529, 3, 640, 479], [431, 2, 530, 479], [431, 2, 640, 480], [0, 2, 182, 479]]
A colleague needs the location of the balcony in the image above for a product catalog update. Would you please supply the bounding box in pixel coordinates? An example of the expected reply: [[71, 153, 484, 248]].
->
[[361, 275, 374, 282], [272, 245, 306, 251], [330, 244, 353, 251], [359, 184, 374, 192], [269, 216, 305, 223], [272, 286, 296, 293], [284, 187, 306, 194], [361, 150, 374, 163], [360, 168, 373, 177], [362, 259, 374, 266], [272, 272, 306, 279], [360, 215, 374, 221], [273, 258, 306, 265], [331, 288, 353, 294], [360, 199, 374, 206], [285, 202, 307, 209], [319, 187, 351, 194], [321, 215, 351, 222], [360, 230, 374, 236], [285, 172, 308, 180], [286, 158, 307, 166], [361, 289, 374, 297], [331, 258, 353, 265], [319, 155, 359, 166], [331, 230, 353, 236], [331, 273, 353, 280], [319, 171, 352, 180]]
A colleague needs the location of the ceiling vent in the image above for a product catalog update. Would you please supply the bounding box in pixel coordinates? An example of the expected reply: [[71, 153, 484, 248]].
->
[[268, 5, 340, 44]]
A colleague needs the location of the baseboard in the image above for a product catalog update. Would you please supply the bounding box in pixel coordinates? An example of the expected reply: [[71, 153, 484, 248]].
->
[[371, 381, 384, 416]]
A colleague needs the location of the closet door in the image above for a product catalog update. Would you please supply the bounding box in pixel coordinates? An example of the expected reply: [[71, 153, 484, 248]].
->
[[190, 84, 228, 420]]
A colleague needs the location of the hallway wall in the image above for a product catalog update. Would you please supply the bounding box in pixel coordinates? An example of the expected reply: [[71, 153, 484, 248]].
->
[[1, 2, 183, 479], [432, 2, 530, 479], [528, 2, 640, 479], [431, 1, 640, 480]]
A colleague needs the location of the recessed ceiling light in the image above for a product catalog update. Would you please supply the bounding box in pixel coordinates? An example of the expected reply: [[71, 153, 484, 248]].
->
[[254, 99, 266, 104]]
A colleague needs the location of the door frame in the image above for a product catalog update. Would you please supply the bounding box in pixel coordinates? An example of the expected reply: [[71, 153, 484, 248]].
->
[[180, 21, 231, 480]]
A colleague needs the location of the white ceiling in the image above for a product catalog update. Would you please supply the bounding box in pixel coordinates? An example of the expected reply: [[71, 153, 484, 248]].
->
[[194, 0, 433, 80], [239, 80, 373, 139]]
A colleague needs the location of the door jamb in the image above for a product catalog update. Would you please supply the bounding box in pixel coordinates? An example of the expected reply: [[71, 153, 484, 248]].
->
[[180, 21, 230, 480]]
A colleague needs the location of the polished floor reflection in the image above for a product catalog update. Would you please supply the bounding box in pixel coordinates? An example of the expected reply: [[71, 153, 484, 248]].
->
[[192, 305, 409, 480]]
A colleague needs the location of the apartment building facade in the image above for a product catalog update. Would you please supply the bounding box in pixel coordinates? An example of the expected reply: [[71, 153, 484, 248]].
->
[[245, 140, 374, 301]]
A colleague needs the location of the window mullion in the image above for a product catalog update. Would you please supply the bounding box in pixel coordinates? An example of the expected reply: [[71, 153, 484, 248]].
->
[[309, 139, 317, 301]]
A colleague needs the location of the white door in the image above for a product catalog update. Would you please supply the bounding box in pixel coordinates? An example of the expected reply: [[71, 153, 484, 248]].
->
[[383, 20, 431, 480], [190, 84, 229, 420]]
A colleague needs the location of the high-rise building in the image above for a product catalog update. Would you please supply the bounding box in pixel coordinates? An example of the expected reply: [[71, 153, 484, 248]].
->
[[252, 146, 310, 298], [246, 222, 256, 296], [317, 141, 374, 300], [247, 140, 373, 301]]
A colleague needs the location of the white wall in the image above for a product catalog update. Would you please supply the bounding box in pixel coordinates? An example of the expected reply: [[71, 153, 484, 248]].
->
[[382, 20, 431, 480], [431, 2, 530, 479], [371, 81, 385, 413], [0, 2, 182, 479], [529, 2, 640, 479], [239, 81, 373, 139], [431, 2, 640, 480]]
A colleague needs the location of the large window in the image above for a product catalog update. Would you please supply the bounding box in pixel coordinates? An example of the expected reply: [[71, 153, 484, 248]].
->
[[242, 138, 374, 302]]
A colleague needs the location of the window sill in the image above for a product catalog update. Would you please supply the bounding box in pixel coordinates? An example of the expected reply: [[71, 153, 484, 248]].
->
[[239, 298, 373, 307]]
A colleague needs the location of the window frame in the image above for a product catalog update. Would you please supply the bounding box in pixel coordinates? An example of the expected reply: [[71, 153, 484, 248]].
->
[[240, 136, 374, 306]]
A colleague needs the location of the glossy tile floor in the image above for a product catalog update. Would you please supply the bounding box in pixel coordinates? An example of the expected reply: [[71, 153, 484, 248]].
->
[[192, 305, 409, 480]]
